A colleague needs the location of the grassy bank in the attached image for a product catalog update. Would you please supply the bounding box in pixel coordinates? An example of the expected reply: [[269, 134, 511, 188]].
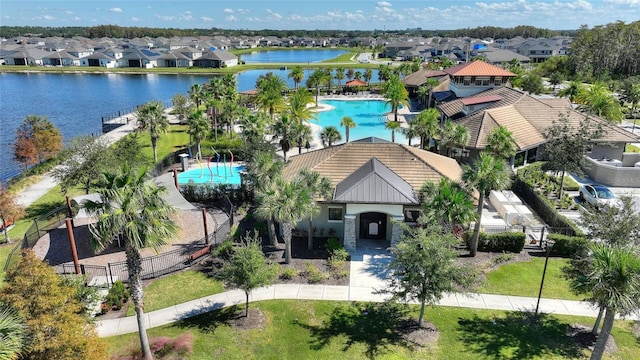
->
[[108, 300, 640, 359]]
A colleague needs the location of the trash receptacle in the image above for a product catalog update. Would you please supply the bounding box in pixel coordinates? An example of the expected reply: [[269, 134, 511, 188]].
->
[[179, 153, 189, 172]]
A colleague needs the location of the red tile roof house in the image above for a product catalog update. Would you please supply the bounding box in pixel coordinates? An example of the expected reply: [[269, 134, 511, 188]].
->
[[434, 61, 640, 187], [282, 137, 464, 251]]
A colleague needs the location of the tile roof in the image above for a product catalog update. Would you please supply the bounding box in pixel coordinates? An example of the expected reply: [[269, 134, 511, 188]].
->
[[461, 95, 503, 106], [444, 60, 516, 77], [439, 87, 640, 150], [402, 69, 448, 87], [283, 140, 463, 201]]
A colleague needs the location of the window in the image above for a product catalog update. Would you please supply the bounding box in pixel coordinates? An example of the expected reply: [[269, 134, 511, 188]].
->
[[328, 207, 343, 222], [404, 209, 421, 223], [494, 79, 502, 86]]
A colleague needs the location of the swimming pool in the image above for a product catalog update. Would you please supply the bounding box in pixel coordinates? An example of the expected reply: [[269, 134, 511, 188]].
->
[[316, 100, 409, 144], [178, 164, 245, 186]]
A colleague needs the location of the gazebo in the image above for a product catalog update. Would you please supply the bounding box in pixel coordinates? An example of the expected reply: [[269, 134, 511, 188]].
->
[[344, 79, 367, 94]]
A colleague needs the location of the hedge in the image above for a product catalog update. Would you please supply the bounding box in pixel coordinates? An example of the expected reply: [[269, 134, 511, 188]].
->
[[512, 177, 584, 237], [477, 232, 526, 253], [548, 233, 589, 258]]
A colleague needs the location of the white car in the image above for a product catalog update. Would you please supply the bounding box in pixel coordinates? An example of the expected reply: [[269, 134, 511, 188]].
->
[[579, 184, 619, 209]]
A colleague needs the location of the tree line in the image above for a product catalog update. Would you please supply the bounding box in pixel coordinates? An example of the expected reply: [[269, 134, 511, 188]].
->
[[0, 24, 565, 40]]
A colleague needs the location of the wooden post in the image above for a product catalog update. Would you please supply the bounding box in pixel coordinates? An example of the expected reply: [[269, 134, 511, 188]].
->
[[65, 219, 81, 275], [65, 195, 74, 228], [202, 208, 209, 244], [173, 169, 179, 189]]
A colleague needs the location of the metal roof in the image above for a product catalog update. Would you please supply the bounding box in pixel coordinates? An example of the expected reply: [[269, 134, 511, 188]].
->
[[333, 158, 418, 204]]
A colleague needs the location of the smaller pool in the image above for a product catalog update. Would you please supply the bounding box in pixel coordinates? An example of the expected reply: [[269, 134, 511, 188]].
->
[[178, 165, 245, 186]]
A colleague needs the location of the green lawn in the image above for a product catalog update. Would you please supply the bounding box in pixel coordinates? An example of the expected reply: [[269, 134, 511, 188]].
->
[[0, 243, 16, 284], [108, 300, 639, 360], [125, 270, 225, 316], [478, 257, 582, 300]]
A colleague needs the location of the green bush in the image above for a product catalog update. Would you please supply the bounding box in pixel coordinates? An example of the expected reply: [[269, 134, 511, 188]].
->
[[305, 262, 326, 284], [105, 280, 130, 310], [279, 267, 297, 280], [330, 247, 349, 262], [213, 238, 235, 261], [548, 233, 589, 258], [326, 237, 343, 253], [477, 232, 526, 253]]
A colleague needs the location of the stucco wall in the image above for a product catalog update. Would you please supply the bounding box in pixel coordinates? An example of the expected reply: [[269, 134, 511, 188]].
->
[[583, 156, 640, 187]]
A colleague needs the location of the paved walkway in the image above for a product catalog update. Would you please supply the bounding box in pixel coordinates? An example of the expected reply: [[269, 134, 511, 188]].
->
[[96, 282, 639, 338]]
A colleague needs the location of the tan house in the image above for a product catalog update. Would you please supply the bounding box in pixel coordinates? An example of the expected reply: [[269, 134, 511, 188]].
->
[[283, 137, 464, 251]]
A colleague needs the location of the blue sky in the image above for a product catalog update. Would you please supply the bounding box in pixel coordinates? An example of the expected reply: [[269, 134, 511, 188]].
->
[[1, 1, 638, 31]]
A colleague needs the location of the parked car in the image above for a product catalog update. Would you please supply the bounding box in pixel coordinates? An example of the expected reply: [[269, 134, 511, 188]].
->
[[579, 184, 619, 209]]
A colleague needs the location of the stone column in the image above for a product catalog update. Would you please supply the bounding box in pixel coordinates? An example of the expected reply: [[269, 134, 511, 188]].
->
[[343, 214, 356, 252], [390, 216, 405, 248]]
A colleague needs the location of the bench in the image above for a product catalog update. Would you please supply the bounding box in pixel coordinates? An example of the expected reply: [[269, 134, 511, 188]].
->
[[187, 246, 211, 262]]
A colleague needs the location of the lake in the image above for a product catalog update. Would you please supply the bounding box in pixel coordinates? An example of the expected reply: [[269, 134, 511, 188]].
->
[[0, 67, 380, 183], [240, 49, 346, 63]]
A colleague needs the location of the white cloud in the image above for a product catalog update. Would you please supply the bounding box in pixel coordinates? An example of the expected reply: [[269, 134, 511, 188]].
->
[[180, 12, 193, 21], [130, 17, 140, 22], [109, 7, 123, 13], [42, 15, 54, 20], [377, 1, 392, 7], [605, 0, 640, 5], [226, 15, 237, 21], [201, 16, 214, 22], [157, 14, 175, 21], [64, 10, 73, 15], [223, 8, 233, 14], [266, 9, 283, 20], [237, 8, 249, 14], [73, 16, 80, 21]]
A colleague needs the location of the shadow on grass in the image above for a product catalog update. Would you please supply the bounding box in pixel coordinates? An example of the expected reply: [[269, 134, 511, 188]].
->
[[25, 201, 64, 219], [457, 312, 583, 359], [175, 304, 239, 334], [295, 302, 413, 359]]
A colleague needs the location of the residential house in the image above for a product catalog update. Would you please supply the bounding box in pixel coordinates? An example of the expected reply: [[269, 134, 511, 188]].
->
[[42, 51, 79, 66], [80, 51, 118, 68], [2, 47, 50, 65], [193, 49, 238, 68], [282, 137, 464, 251]]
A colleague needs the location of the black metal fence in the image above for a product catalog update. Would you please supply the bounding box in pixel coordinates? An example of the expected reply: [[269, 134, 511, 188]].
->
[[58, 263, 110, 288], [4, 205, 68, 271]]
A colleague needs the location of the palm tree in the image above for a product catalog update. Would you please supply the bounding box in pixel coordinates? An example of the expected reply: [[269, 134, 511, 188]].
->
[[439, 120, 470, 157], [378, 64, 391, 85], [273, 115, 294, 162], [248, 151, 284, 246], [85, 165, 178, 360], [420, 178, 477, 234], [292, 122, 312, 154], [135, 100, 170, 162], [462, 152, 512, 257], [401, 124, 419, 147], [287, 88, 316, 125], [340, 116, 357, 143], [188, 83, 204, 108], [320, 126, 342, 147], [256, 178, 314, 264], [382, 75, 409, 122], [582, 245, 640, 360], [346, 68, 355, 81], [621, 81, 640, 131], [364, 68, 373, 87], [385, 120, 401, 143], [413, 108, 440, 150], [298, 169, 333, 250], [306, 69, 330, 105], [334, 67, 346, 90], [255, 73, 287, 120], [0, 305, 27, 360], [287, 66, 304, 90], [557, 80, 583, 103], [187, 108, 209, 160], [575, 82, 624, 123], [486, 125, 517, 160]]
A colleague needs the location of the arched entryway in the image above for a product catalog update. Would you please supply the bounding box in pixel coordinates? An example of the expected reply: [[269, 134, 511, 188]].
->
[[359, 212, 387, 240]]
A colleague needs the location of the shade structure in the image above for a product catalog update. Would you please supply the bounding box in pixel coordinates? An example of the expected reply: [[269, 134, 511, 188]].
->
[[345, 79, 366, 87]]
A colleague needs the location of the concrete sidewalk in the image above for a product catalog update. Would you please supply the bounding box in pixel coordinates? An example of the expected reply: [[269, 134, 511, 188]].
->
[[96, 283, 639, 338]]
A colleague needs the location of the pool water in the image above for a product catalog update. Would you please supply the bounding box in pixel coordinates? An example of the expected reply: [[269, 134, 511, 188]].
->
[[178, 164, 245, 185], [316, 100, 409, 144]]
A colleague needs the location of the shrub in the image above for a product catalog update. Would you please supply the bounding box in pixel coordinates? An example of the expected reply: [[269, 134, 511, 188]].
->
[[330, 247, 349, 262], [548, 233, 589, 258], [105, 280, 129, 310], [477, 232, 526, 253], [213, 238, 235, 261], [326, 237, 343, 254], [493, 252, 516, 265], [305, 262, 326, 284], [279, 267, 297, 280]]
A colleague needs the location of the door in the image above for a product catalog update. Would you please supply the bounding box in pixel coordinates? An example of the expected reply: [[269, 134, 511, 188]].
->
[[359, 212, 387, 240]]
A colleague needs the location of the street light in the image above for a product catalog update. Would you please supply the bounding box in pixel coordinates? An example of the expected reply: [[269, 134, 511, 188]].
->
[[535, 239, 555, 316]]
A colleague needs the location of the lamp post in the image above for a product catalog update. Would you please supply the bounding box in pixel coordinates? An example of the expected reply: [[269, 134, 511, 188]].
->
[[535, 240, 555, 316]]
